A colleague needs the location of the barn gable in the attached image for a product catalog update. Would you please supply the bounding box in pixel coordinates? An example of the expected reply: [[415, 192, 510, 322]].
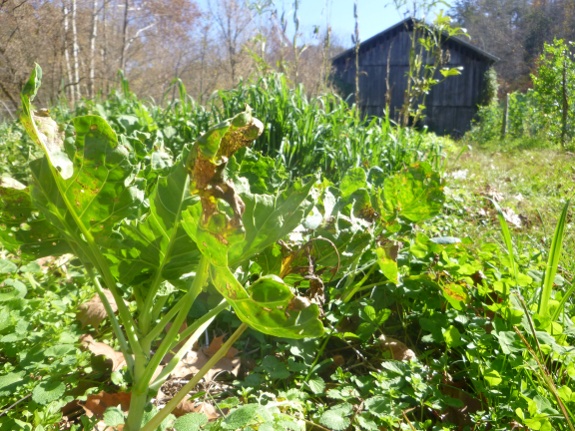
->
[[332, 18, 498, 136]]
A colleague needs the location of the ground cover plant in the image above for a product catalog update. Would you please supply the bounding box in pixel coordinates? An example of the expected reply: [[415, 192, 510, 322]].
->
[[2, 62, 575, 431]]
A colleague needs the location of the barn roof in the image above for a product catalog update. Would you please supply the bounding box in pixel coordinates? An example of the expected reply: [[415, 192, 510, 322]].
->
[[332, 17, 499, 64]]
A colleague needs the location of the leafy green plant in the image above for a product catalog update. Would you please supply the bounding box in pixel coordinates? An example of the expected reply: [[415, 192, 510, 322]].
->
[[387, 1, 468, 127], [0, 257, 96, 430], [1, 64, 324, 430], [532, 39, 575, 148]]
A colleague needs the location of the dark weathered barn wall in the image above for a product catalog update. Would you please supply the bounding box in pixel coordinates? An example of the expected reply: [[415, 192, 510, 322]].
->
[[332, 19, 498, 136]]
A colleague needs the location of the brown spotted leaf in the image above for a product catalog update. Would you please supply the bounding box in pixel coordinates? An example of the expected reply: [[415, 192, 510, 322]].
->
[[187, 108, 264, 226]]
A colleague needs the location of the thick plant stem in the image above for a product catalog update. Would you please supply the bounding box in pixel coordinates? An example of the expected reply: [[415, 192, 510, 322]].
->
[[149, 300, 229, 392], [124, 387, 149, 431], [135, 256, 210, 395], [124, 256, 211, 431], [141, 323, 248, 431]]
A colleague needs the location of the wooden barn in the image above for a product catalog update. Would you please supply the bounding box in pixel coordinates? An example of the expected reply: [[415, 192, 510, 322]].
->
[[332, 18, 498, 136]]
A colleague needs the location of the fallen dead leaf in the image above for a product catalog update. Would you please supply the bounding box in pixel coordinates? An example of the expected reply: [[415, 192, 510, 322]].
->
[[173, 399, 219, 419], [501, 206, 522, 228], [82, 391, 131, 418], [441, 383, 483, 428], [203, 335, 239, 359], [378, 335, 416, 361], [481, 185, 504, 203], [169, 339, 241, 384], [36, 253, 74, 274], [80, 334, 126, 372], [94, 423, 124, 431], [77, 290, 118, 329]]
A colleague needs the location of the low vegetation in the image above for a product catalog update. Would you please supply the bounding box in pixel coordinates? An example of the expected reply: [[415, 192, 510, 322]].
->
[[1, 62, 575, 431]]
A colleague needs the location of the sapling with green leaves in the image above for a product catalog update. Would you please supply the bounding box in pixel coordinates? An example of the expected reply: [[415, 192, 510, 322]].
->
[[389, 1, 467, 127], [1, 64, 324, 430]]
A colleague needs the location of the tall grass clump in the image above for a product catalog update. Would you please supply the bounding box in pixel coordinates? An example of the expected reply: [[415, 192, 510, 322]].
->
[[213, 74, 450, 181]]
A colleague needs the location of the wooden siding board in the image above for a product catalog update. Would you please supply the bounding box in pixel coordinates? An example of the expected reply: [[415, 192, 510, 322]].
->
[[332, 18, 496, 135]]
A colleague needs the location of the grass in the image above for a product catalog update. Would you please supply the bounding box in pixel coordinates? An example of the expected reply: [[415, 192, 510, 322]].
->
[[3, 74, 575, 430], [441, 145, 575, 264]]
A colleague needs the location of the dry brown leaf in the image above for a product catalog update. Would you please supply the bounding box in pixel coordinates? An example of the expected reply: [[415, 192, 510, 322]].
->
[[82, 391, 131, 418], [36, 253, 74, 273], [94, 422, 124, 431], [173, 399, 219, 419], [481, 185, 504, 203], [80, 334, 126, 371], [203, 335, 239, 359], [501, 206, 522, 228], [441, 383, 483, 428], [169, 336, 240, 384], [77, 290, 118, 329], [378, 335, 416, 361]]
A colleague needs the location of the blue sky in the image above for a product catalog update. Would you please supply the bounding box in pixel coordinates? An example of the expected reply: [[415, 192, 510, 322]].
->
[[290, 0, 453, 47], [289, 0, 405, 46], [197, 1, 452, 49]]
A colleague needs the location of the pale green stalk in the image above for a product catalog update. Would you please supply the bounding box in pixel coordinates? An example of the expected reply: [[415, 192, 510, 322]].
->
[[494, 200, 516, 299], [148, 301, 228, 393], [124, 256, 210, 431], [134, 257, 209, 393], [88, 269, 134, 370], [538, 200, 570, 316], [141, 323, 248, 431]]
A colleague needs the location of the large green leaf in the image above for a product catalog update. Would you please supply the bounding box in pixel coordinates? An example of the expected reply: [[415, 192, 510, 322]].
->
[[181, 202, 244, 266], [0, 177, 69, 258], [228, 179, 315, 266], [381, 162, 444, 223], [20, 70, 142, 259], [116, 160, 200, 290], [20, 66, 141, 256], [211, 265, 324, 338], [181, 109, 324, 338], [182, 203, 323, 338], [31, 115, 141, 239]]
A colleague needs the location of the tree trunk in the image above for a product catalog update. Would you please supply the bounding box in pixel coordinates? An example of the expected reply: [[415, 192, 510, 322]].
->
[[89, 0, 99, 98], [62, 0, 75, 105], [292, 0, 300, 81], [561, 58, 569, 148], [120, 0, 129, 71], [501, 93, 509, 139], [353, 0, 360, 110], [71, 0, 81, 103]]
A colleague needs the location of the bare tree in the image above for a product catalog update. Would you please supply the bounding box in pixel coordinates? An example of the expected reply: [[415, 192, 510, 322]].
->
[[207, 0, 257, 83], [88, 0, 98, 98]]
